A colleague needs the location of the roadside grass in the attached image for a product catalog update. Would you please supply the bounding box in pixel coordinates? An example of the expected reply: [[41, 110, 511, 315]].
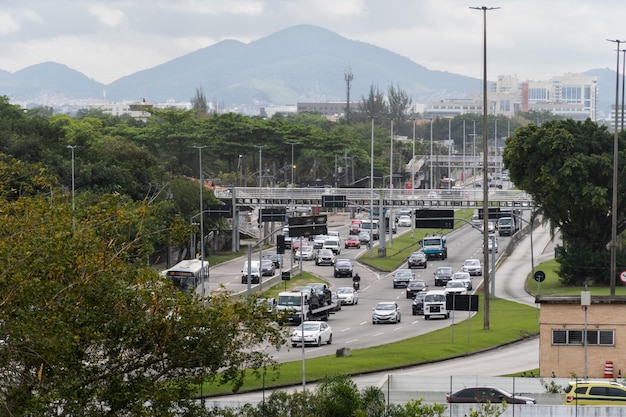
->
[[359, 208, 473, 272], [525, 258, 626, 296], [200, 296, 538, 396]]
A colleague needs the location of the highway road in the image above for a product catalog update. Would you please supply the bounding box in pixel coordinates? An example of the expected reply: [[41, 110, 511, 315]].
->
[[201, 211, 519, 363]]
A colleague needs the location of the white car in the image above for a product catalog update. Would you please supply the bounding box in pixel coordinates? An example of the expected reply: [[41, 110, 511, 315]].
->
[[315, 249, 336, 266], [372, 301, 401, 324], [444, 280, 468, 296], [290, 321, 333, 347], [462, 258, 482, 276], [483, 236, 498, 253], [397, 215, 412, 227], [451, 271, 472, 290], [336, 287, 359, 305], [294, 246, 316, 261]]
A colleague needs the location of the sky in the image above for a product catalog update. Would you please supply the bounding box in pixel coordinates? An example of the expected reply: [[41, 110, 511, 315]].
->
[[1, 0, 625, 85]]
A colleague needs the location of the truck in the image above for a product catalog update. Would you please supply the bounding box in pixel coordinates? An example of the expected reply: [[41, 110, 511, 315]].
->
[[497, 217, 516, 236], [276, 289, 337, 324], [421, 233, 447, 260]]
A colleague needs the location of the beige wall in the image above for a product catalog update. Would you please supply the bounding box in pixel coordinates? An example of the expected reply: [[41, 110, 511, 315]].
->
[[540, 303, 626, 378]]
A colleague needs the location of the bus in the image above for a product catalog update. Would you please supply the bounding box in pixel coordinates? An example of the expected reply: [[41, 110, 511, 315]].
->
[[438, 178, 456, 189], [164, 259, 209, 292]]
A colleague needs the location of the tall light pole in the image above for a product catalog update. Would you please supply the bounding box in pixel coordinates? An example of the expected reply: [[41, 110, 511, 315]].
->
[[370, 116, 375, 259], [448, 118, 452, 179], [430, 118, 434, 189], [462, 119, 466, 183], [284, 142, 299, 187], [471, 5, 499, 330], [473, 120, 477, 180], [191, 145, 208, 298], [607, 39, 624, 295], [389, 120, 394, 245], [412, 118, 416, 197]]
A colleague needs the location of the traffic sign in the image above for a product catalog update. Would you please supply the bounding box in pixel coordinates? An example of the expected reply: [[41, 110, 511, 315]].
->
[[533, 270, 546, 283], [620, 270, 626, 283]]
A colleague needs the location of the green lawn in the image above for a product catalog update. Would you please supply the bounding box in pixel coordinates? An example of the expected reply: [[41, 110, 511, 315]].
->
[[201, 296, 538, 396]]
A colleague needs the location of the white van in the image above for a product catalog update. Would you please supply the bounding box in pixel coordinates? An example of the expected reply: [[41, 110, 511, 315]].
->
[[242, 261, 261, 284], [360, 219, 380, 240], [423, 290, 449, 320]]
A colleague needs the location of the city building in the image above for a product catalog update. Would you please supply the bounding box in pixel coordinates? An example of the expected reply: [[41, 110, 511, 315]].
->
[[536, 295, 626, 378], [423, 73, 597, 121]]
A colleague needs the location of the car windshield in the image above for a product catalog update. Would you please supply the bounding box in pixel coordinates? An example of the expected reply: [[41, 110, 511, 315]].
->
[[409, 281, 425, 288], [376, 304, 395, 310], [337, 288, 353, 294], [318, 249, 332, 256], [436, 267, 453, 275], [465, 260, 479, 266], [423, 238, 442, 246], [447, 281, 464, 288], [336, 261, 351, 266], [296, 323, 320, 332], [395, 270, 412, 278], [425, 294, 446, 302]]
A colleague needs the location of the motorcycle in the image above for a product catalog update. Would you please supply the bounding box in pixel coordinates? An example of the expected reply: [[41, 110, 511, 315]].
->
[[353, 280, 360, 291]]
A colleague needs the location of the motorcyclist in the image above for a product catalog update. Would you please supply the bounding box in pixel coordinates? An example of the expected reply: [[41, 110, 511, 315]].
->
[[352, 273, 361, 291]]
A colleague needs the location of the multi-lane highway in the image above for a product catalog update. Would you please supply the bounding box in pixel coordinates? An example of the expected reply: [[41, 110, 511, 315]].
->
[[203, 213, 517, 363]]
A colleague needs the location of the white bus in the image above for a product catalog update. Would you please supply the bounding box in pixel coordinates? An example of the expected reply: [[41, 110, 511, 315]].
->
[[164, 259, 209, 292]]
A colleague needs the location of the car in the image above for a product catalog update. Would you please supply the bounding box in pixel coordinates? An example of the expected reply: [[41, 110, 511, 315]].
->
[[564, 380, 626, 405], [333, 259, 354, 278], [315, 249, 336, 266], [395, 208, 412, 219], [294, 246, 316, 261], [462, 258, 482, 276], [263, 251, 283, 268], [372, 301, 401, 324], [451, 271, 472, 290], [406, 279, 428, 299], [483, 236, 498, 253], [446, 386, 536, 404], [290, 321, 333, 347], [330, 291, 342, 311], [312, 234, 327, 249], [444, 280, 468, 296], [397, 215, 412, 227], [291, 237, 306, 252], [336, 286, 358, 305], [241, 265, 261, 284], [407, 251, 427, 269], [344, 235, 361, 249], [392, 269, 414, 288], [412, 292, 427, 315], [358, 231, 371, 245], [349, 220, 363, 235], [261, 259, 276, 276], [305, 283, 332, 305], [434, 266, 453, 286]]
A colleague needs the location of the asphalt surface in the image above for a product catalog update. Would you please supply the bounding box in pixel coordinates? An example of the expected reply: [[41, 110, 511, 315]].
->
[[204, 219, 557, 406]]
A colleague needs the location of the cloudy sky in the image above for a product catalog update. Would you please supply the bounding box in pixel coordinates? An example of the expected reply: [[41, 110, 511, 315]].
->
[[1, 0, 624, 84]]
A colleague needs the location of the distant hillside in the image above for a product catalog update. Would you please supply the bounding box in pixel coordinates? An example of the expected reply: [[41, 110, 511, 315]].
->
[[0, 25, 616, 115]]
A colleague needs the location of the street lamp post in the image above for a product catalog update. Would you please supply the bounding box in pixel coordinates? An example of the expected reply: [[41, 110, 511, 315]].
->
[[412, 118, 416, 197], [370, 117, 375, 259], [607, 38, 624, 295], [471, 5, 500, 330], [66, 145, 78, 212], [430, 118, 434, 189], [448, 118, 452, 179], [389, 120, 394, 245], [191, 145, 208, 299]]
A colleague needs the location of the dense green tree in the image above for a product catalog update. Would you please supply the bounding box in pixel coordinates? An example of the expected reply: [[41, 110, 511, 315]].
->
[[0, 158, 287, 416], [357, 84, 388, 121], [387, 83, 412, 124], [503, 119, 626, 284]]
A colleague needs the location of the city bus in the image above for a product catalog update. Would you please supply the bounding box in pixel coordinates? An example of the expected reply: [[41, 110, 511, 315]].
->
[[164, 259, 209, 292]]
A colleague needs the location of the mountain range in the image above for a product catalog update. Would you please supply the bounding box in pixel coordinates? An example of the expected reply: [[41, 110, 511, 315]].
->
[[0, 24, 617, 116]]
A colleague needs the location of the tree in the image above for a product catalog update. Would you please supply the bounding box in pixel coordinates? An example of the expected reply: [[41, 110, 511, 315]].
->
[[387, 83, 412, 123], [191, 87, 209, 115], [0, 160, 287, 416], [503, 119, 626, 284], [358, 84, 388, 120]]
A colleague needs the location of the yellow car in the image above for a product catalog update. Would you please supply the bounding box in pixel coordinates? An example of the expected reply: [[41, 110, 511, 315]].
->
[[564, 380, 626, 406]]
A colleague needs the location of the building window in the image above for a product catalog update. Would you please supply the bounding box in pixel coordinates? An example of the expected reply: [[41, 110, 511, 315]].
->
[[552, 329, 615, 346]]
